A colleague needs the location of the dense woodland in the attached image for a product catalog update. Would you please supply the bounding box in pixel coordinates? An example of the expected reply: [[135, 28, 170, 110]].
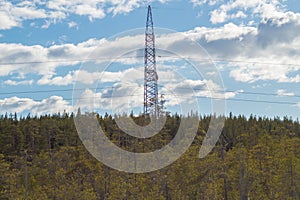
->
[[0, 112, 300, 199]]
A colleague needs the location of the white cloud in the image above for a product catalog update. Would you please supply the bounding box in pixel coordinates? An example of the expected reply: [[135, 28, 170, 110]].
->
[[32, 96, 72, 114], [0, 96, 72, 114], [69, 65, 228, 113], [191, 0, 221, 6], [0, 38, 104, 77], [68, 21, 78, 28], [41, 53, 200, 89], [181, 20, 300, 84], [37, 74, 73, 86], [184, 24, 300, 84], [73, 77, 231, 113], [1, 16, 300, 85], [0, 0, 168, 30], [231, 11, 247, 19], [277, 89, 295, 97], [0, 96, 37, 113], [229, 63, 300, 83], [37, 70, 123, 86], [193, 0, 300, 27], [4, 79, 34, 86], [36, 65, 178, 86], [74, 84, 144, 113], [46, 0, 106, 20], [0, 33, 144, 79], [107, 0, 141, 16], [210, 8, 228, 24], [74, 4, 105, 20], [0, 0, 50, 29], [185, 23, 257, 42], [41, 20, 52, 29], [0, 68, 231, 115], [10, 4, 47, 19], [0, 11, 19, 30], [161, 79, 237, 107]]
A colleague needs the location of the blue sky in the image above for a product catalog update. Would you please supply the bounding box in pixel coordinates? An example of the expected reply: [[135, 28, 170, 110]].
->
[[0, 0, 299, 119]]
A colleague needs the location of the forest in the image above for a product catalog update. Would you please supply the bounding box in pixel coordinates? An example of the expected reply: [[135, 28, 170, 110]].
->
[[0, 112, 300, 199]]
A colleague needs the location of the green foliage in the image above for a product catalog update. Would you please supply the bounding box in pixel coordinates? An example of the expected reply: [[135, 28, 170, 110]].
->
[[0, 113, 300, 199]]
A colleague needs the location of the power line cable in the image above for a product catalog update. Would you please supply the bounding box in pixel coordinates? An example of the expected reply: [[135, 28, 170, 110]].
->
[[76, 95, 299, 105], [1, 86, 300, 98], [158, 56, 300, 67], [0, 56, 145, 66], [0, 55, 299, 67], [2, 92, 297, 106]]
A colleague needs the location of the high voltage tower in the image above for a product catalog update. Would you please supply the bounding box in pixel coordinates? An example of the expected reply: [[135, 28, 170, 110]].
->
[[144, 5, 159, 117]]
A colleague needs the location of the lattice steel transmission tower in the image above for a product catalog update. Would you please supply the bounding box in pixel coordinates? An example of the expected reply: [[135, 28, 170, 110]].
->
[[144, 5, 159, 117]]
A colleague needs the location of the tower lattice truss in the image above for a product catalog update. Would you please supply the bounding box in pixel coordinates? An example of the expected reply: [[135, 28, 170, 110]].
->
[[144, 5, 159, 116]]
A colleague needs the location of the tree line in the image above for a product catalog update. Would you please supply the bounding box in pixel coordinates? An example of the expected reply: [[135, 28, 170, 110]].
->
[[0, 112, 300, 199]]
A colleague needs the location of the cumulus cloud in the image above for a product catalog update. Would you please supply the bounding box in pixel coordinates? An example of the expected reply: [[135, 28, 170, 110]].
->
[[210, 8, 228, 24], [0, 38, 107, 77], [0, 96, 72, 115], [1, 12, 300, 85], [277, 89, 295, 97], [0, 13, 18, 30], [73, 78, 233, 114], [0, 33, 177, 80], [4, 79, 34, 86], [68, 21, 78, 28], [191, 0, 221, 6], [180, 20, 300, 84], [191, 0, 300, 27], [0, 0, 168, 30], [0, 63, 232, 115], [161, 79, 237, 106], [0, 0, 63, 30], [37, 70, 123, 86], [185, 23, 257, 42], [106, 0, 141, 16], [229, 63, 300, 83], [73, 84, 144, 113], [182, 23, 300, 84]]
